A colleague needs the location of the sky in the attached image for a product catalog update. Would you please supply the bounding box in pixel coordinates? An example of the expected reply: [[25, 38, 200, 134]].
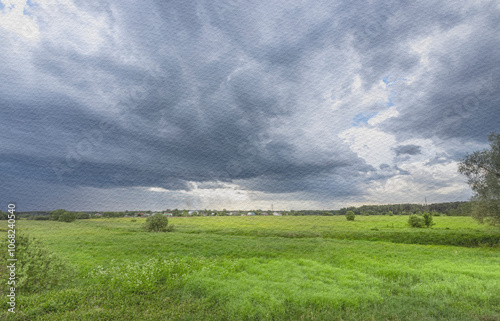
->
[[1, 0, 499, 211]]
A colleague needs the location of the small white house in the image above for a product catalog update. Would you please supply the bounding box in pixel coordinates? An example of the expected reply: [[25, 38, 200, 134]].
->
[[273, 212, 282, 216]]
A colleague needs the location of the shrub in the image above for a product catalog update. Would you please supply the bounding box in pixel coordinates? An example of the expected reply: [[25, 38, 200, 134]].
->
[[422, 212, 435, 227], [50, 209, 66, 221], [143, 214, 169, 232], [345, 211, 355, 221], [1, 234, 73, 293], [387, 211, 394, 216], [58, 211, 77, 222], [34, 215, 50, 220], [408, 214, 425, 228]]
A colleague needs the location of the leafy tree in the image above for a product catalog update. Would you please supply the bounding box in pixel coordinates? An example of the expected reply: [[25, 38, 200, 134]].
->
[[408, 214, 425, 228], [59, 211, 77, 222], [345, 211, 355, 221], [459, 133, 500, 226], [143, 214, 169, 232], [50, 209, 66, 221], [422, 212, 435, 227]]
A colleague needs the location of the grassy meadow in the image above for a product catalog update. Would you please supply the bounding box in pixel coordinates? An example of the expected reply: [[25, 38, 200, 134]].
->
[[1, 215, 500, 320]]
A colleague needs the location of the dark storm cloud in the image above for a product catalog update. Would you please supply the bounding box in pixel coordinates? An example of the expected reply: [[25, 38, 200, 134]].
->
[[1, 0, 498, 209], [393, 145, 422, 156], [378, 2, 500, 142]]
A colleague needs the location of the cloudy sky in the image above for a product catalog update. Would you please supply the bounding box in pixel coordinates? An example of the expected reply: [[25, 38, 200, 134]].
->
[[1, 0, 499, 211]]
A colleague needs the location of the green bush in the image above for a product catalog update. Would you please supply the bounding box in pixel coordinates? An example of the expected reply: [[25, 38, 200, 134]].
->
[[58, 212, 77, 223], [34, 215, 50, 220], [143, 214, 169, 232], [1, 234, 73, 293], [50, 209, 66, 221], [345, 211, 355, 221], [408, 214, 425, 228], [422, 212, 435, 227]]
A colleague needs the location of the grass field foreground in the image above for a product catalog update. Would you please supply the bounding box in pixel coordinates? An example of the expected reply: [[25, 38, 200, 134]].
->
[[1, 216, 499, 320]]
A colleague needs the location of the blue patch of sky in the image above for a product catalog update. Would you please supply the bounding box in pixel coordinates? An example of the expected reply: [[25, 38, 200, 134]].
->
[[23, 0, 38, 16], [0, 2, 5, 11], [386, 96, 394, 108], [383, 74, 409, 87], [382, 74, 391, 85], [352, 111, 378, 126]]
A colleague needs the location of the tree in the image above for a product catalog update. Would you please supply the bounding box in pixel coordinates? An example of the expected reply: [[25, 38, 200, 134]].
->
[[58, 211, 77, 222], [345, 211, 355, 221], [459, 133, 500, 226], [422, 212, 435, 227], [50, 209, 66, 221], [143, 213, 169, 232]]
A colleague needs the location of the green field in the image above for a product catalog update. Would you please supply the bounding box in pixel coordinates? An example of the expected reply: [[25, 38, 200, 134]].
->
[[2, 216, 500, 320]]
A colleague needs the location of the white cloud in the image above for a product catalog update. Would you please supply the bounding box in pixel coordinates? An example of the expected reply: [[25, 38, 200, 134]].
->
[[339, 126, 396, 167], [0, 0, 40, 39], [365, 160, 471, 204], [367, 106, 399, 126]]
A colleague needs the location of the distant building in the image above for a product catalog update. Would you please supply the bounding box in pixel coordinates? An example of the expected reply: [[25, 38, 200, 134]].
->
[[273, 212, 282, 216], [247, 212, 255, 216], [261, 212, 269, 216]]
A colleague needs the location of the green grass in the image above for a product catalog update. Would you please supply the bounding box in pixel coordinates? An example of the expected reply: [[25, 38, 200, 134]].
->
[[1, 216, 500, 320]]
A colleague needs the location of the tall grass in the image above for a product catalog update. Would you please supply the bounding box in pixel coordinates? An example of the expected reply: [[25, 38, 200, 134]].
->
[[2, 217, 499, 320]]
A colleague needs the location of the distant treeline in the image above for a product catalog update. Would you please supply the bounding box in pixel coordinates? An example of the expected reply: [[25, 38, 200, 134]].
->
[[1, 210, 135, 220], [335, 201, 471, 216], [1, 201, 471, 220]]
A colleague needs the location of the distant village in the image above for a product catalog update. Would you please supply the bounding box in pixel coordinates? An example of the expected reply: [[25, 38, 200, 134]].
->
[[95, 210, 284, 218]]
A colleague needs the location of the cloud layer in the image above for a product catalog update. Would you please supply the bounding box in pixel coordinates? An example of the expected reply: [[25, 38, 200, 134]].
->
[[1, 0, 499, 210]]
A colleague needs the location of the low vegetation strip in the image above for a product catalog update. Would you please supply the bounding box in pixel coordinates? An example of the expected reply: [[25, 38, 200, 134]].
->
[[182, 228, 500, 247]]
